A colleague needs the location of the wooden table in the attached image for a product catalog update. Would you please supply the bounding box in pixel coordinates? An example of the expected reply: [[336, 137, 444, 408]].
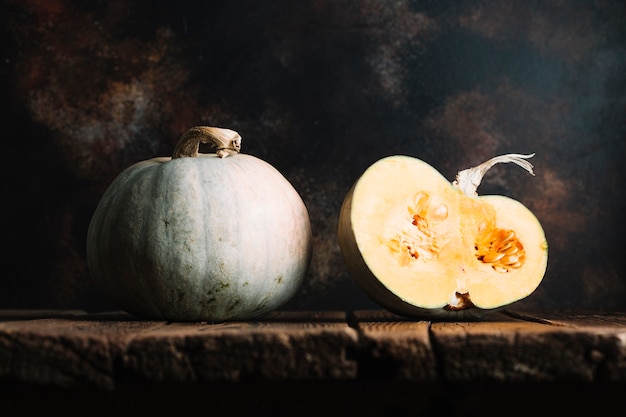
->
[[1, 309, 624, 414]]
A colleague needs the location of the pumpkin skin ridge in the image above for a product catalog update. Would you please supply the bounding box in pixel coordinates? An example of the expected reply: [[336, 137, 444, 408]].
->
[[157, 158, 211, 319], [88, 151, 312, 322], [88, 160, 166, 317], [337, 154, 548, 319], [217, 155, 314, 317]]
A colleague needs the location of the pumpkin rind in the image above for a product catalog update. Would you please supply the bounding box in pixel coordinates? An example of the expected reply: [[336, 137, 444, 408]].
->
[[337, 155, 548, 319], [88, 138, 312, 321]]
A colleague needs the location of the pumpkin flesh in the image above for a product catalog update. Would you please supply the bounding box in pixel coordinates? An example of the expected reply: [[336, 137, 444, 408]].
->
[[338, 155, 548, 318]]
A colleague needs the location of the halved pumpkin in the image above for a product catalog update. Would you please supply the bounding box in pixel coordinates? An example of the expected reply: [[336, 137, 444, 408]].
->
[[337, 154, 548, 319]]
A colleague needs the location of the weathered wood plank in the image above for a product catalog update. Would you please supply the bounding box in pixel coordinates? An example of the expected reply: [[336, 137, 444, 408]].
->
[[350, 310, 436, 381], [350, 309, 540, 382], [0, 310, 168, 389], [0, 310, 359, 389], [122, 310, 359, 383], [431, 310, 626, 382], [1, 309, 626, 390], [506, 309, 626, 327]]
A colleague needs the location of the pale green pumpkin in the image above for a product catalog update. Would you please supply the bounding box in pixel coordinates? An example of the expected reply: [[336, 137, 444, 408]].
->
[[87, 126, 312, 321]]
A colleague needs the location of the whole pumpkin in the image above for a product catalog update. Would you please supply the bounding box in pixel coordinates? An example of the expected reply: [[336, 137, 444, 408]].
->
[[87, 126, 312, 321]]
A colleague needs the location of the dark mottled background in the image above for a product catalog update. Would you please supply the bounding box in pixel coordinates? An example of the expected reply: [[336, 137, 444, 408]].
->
[[1, 0, 625, 313]]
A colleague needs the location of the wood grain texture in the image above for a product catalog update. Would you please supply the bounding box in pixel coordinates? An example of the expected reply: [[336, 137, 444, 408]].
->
[[1, 309, 625, 390]]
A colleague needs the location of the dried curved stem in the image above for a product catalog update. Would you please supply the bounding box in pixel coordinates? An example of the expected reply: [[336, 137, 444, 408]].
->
[[172, 126, 242, 159], [453, 153, 535, 196]]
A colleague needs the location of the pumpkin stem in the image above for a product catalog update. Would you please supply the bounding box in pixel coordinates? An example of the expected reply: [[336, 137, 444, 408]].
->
[[453, 153, 535, 196], [172, 126, 242, 159]]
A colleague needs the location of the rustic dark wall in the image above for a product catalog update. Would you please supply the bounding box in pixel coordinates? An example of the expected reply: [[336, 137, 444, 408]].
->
[[1, 0, 625, 313]]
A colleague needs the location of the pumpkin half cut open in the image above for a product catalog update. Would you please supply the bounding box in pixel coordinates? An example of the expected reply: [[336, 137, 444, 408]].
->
[[337, 153, 548, 319]]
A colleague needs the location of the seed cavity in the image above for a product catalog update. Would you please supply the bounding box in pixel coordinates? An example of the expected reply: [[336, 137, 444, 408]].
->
[[475, 228, 526, 273], [388, 192, 446, 265]]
